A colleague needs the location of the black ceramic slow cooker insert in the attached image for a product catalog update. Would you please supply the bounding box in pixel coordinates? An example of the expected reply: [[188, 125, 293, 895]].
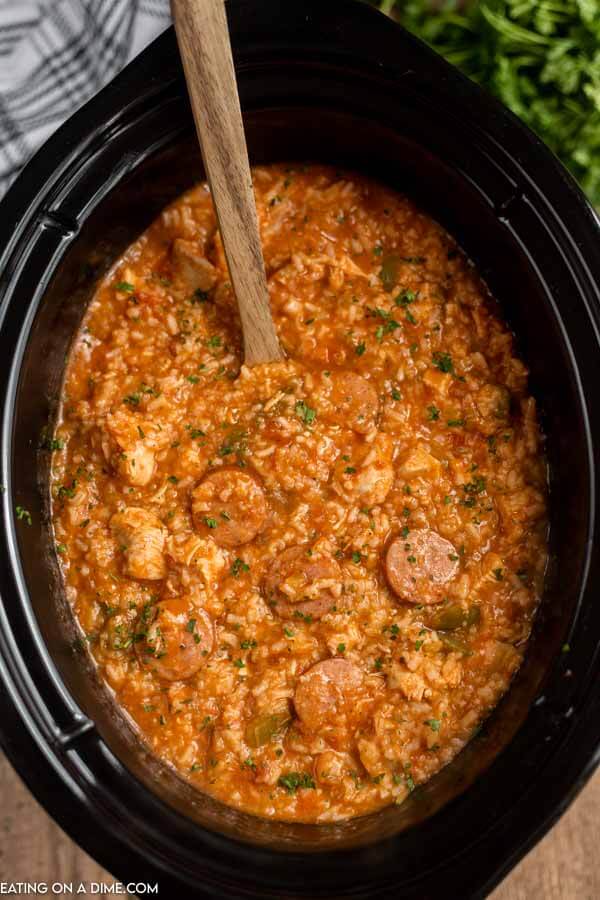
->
[[1, 2, 600, 897]]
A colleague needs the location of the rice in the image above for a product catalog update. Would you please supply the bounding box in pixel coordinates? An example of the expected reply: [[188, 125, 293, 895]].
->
[[51, 163, 547, 823]]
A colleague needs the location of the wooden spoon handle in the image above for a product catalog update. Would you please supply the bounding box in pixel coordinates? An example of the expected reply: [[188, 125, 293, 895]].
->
[[171, 0, 283, 365]]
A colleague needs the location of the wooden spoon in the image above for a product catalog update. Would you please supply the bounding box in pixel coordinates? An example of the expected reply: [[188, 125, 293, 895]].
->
[[171, 0, 283, 365]]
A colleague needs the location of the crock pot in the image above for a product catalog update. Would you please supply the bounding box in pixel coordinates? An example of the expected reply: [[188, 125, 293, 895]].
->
[[1, 1, 600, 897]]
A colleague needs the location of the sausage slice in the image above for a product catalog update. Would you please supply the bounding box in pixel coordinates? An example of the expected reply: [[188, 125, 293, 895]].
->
[[294, 659, 364, 735], [325, 371, 379, 434], [135, 597, 213, 680], [385, 528, 459, 605], [191, 469, 267, 547], [263, 546, 341, 620]]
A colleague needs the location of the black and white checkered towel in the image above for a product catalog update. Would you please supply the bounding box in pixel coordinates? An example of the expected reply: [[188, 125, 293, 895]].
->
[[0, 0, 171, 197]]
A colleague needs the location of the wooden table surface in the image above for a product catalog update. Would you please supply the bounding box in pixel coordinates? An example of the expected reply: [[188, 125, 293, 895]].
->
[[0, 751, 598, 897]]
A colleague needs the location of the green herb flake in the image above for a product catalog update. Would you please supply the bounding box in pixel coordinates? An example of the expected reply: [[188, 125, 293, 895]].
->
[[15, 505, 32, 525], [432, 351, 454, 374], [463, 476, 486, 495], [295, 400, 317, 425], [278, 772, 316, 795], [231, 557, 250, 577]]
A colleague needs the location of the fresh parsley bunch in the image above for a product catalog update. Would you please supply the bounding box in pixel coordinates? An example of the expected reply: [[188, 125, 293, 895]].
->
[[374, 0, 600, 206]]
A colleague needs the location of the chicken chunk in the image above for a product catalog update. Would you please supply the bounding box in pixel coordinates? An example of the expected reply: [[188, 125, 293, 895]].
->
[[111, 507, 166, 580], [172, 238, 218, 294], [333, 432, 394, 506], [105, 410, 164, 487]]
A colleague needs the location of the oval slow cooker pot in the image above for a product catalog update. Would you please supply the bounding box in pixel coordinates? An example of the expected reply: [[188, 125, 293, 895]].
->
[[1, 1, 600, 897]]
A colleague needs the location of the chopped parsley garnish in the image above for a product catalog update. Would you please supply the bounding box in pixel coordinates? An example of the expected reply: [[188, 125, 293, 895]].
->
[[204, 517, 218, 529], [42, 437, 65, 451], [424, 718, 441, 732], [115, 281, 135, 293], [427, 405, 440, 421], [206, 335, 222, 348], [351, 551, 362, 564], [240, 639, 257, 649], [186, 374, 200, 384], [231, 557, 250, 577], [57, 480, 78, 500], [447, 418, 464, 427], [432, 351, 454, 374], [463, 476, 486, 495], [395, 288, 416, 307], [278, 772, 316, 794], [295, 400, 317, 425], [186, 426, 206, 439], [355, 341, 366, 356], [391, 388, 402, 401], [15, 505, 32, 525], [233, 658, 246, 669], [337, 643, 346, 654]]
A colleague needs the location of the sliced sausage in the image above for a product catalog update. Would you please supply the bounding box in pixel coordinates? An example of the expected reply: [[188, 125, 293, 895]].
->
[[191, 469, 267, 547], [172, 238, 217, 294], [263, 546, 341, 620], [135, 597, 213, 680], [294, 659, 364, 738], [385, 528, 459, 605], [320, 371, 379, 434], [111, 507, 166, 580], [332, 432, 394, 506]]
